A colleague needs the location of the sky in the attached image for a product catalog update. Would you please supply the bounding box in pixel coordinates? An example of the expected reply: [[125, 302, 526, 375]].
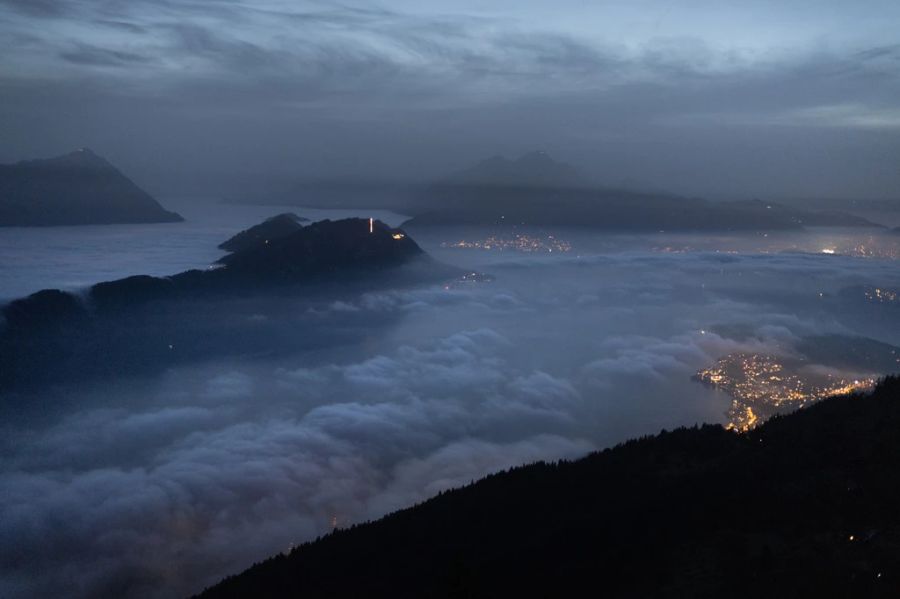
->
[[1, 0, 899, 198]]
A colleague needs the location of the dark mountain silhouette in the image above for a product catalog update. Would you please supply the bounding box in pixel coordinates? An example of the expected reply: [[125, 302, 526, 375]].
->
[[68, 218, 428, 307], [218, 212, 309, 253], [198, 376, 900, 599], [252, 153, 880, 232], [0, 148, 182, 226], [0, 218, 458, 390], [400, 153, 879, 231], [257, 152, 584, 212], [209, 218, 432, 285]]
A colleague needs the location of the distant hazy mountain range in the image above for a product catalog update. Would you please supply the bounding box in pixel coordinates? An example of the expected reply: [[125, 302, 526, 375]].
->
[[0, 148, 182, 226], [265, 151, 881, 231], [197, 376, 900, 598], [404, 152, 880, 230]]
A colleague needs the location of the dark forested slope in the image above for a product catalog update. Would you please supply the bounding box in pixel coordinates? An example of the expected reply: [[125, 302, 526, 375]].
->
[[199, 376, 900, 599]]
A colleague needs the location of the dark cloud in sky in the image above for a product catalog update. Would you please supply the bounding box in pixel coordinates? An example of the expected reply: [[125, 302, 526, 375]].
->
[[60, 43, 155, 66], [0, 1, 898, 198], [0, 0, 67, 17]]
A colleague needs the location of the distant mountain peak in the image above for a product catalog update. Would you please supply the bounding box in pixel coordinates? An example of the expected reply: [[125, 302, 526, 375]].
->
[[14, 147, 113, 170], [55, 147, 112, 169], [0, 149, 183, 226], [218, 212, 310, 253]]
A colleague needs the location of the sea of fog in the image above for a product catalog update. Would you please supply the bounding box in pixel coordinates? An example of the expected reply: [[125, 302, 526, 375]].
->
[[2, 198, 900, 598]]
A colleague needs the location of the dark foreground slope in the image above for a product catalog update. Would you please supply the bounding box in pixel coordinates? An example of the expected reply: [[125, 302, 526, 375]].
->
[[0, 218, 456, 391], [199, 377, 900, 599], [0, 148, 182, 226]]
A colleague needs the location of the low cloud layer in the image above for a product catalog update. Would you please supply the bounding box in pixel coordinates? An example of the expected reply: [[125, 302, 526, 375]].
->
[[3, 229, 899, 598]]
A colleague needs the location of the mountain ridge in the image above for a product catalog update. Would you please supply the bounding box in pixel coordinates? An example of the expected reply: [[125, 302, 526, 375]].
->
[[245, 152, 883, 231]]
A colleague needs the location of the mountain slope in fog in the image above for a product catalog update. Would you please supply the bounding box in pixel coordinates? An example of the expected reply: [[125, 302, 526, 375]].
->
[[198, 377, 900, 599], [0, 149, 183, 226], [0, 218, 459, 391]]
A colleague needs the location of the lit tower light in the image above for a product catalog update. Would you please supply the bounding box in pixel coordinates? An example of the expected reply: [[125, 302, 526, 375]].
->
[[369, 217, 373, 234]]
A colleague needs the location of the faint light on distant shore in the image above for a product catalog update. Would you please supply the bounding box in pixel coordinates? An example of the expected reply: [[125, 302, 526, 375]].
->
[[443, 234, 571, 253], [821, 248, 836, 255]]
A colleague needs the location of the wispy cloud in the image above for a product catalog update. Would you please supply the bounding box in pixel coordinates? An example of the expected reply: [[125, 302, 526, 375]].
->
[[60, 43, 155, 66], [1, 1, 899, 197]]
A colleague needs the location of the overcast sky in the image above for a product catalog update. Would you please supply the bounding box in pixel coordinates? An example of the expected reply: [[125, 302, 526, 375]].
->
[[1, 0, 898, 198]]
